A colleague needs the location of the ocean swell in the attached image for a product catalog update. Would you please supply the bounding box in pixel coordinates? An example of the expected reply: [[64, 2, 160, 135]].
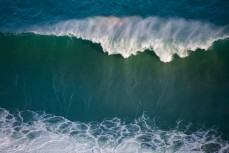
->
[[27, 16, 229, 62]]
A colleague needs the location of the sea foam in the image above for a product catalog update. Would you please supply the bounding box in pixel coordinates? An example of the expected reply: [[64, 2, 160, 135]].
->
[[27, 16, 229, 62], [0, 108, 228, 153]]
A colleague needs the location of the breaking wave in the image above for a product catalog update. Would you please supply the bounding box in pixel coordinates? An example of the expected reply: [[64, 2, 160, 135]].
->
[[26, 16, 229, 62], [0, 108, 228, 153]]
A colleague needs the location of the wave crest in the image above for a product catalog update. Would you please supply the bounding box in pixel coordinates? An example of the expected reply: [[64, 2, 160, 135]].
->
[[28, 16, 228, 62]]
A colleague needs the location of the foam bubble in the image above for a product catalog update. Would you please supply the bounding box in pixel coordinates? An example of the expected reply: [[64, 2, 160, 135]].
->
[[27, 16, 229, 62], [0, 108, 228, 153]]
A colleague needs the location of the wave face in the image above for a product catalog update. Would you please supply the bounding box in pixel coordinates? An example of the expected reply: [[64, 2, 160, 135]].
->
[[28, 16, 229, 62], [0, 108, 228, 153]]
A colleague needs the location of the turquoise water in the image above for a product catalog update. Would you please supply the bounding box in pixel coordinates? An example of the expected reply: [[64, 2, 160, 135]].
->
[[0, 1, 229, 152]]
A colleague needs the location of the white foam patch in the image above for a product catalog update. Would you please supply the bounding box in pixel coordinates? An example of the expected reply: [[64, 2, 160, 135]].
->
[[0, 108, 228, 153], [26, 16, 229, 62]]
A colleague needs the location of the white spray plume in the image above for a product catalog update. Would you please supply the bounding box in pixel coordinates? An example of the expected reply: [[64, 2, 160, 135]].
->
[[29, 16, 228, 62]]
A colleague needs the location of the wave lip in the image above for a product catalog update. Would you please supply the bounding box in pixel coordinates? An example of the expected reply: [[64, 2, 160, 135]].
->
[[0, 108, 229, 153], [27, 16, 229, 62]]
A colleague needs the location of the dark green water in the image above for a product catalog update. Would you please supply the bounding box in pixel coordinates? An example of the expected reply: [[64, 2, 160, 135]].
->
[[1, 33, 229, 136]]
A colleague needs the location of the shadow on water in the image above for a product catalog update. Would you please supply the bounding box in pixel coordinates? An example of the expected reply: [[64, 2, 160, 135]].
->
[[0, 33, 229, 138]]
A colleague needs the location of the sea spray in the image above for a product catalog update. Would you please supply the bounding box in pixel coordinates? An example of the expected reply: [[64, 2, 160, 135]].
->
[[28, 16, 229, 62]]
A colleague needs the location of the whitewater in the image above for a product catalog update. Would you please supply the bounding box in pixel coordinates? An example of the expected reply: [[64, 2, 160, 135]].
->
[[25, 16, 229, 62], [0, 108, 228, 153]]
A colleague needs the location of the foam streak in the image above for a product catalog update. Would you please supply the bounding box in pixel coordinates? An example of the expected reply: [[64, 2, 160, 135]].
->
[[0, 108, 228, 153]]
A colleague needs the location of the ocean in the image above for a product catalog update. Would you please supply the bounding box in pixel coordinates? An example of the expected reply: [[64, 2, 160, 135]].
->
[[0, 0, 229, 152]]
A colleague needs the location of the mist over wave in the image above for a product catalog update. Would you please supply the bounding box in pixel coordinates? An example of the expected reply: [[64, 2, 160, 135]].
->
[[0, 108, 228, 153], [27, 16, 229, 62]]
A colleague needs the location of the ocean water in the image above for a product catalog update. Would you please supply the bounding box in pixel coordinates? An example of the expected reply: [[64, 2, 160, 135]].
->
[[0, 0, 229, 152]]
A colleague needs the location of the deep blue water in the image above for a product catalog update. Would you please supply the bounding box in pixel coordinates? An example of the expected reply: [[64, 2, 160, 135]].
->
[[1, 0, 229, 30], [0, 0, 229, 152]]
